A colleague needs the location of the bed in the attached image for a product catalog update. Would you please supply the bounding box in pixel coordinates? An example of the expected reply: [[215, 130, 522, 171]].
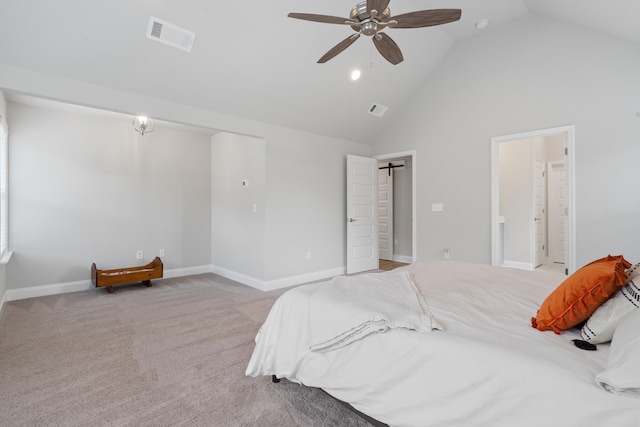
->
[[246, 260, 640, 427]]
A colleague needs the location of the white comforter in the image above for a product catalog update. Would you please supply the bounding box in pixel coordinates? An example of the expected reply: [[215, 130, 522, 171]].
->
[[246, 261, 640, 427], [309, 270, 441, 352]]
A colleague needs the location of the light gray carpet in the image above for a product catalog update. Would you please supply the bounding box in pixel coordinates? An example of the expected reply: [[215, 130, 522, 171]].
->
[[0, 274, 373, 426]]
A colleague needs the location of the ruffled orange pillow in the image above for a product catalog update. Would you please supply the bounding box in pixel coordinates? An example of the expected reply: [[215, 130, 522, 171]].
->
[[532, 255, 631, 334]]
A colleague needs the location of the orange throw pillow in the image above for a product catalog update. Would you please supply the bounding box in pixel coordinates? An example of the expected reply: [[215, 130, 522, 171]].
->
[[532, 255, 631, 334]]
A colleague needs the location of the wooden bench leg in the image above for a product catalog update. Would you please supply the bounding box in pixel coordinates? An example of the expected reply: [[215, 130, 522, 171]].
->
[[106, 286, 114, 294], [142, 280, 152, 287]]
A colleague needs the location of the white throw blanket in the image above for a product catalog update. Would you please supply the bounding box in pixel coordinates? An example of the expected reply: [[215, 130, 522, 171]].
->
[[308, 270, 442, 352]]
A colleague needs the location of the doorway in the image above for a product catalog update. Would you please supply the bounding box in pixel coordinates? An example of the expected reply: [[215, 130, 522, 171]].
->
[[345, 151, 417, 275], [375, 151, 416, 265], [491, 125, 575, 275], [547, 161, 566, 264]]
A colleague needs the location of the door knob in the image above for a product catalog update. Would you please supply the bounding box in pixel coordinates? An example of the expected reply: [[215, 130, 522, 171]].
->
[[348, 218, 357, 222]]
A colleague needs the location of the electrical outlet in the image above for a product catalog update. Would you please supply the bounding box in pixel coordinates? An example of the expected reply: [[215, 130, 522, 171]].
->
[[443, 248, 450, 259], [136, 250, 143, 260], [159, 249, 165, 257], [306, 251, 311, 260]]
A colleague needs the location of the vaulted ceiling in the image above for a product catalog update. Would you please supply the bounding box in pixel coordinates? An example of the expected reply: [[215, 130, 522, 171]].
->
[[1, 0, 639, 144]]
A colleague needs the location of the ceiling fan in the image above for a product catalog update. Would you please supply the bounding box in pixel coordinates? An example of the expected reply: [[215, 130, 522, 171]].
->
[[288, 0, 462, 65]]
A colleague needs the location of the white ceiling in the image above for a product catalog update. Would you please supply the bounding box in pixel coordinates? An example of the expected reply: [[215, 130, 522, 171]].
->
[[1, 0, 639, 143]]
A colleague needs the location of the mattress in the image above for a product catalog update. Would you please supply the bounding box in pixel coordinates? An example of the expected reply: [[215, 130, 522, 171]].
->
[[246, 260, 640, 427]]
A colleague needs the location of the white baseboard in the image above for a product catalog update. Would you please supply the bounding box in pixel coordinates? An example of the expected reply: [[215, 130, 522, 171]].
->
[[162, 264, 213, 279], [2, 263, 346, 303], [393, 254, 413, 264], [6, 279, 91, 302], [210, 264, 344, 292], [4, 264, 214, 302], [263, 267, 345, 291], [501, 260, 534, 271], [209, 265, 265, 290]]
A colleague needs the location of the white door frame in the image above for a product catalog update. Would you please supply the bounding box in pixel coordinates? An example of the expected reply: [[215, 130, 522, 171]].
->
[[374, 150, 417, 263], [491, 125, 575, 274]]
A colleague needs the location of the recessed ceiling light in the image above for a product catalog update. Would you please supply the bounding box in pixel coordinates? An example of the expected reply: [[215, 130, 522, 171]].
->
[[475, 18, 489, 29], [351, 69, 361, 81]]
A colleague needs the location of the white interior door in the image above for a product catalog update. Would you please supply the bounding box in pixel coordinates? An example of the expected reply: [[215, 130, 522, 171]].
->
[[378, 166, 393, 261], [346, 155, 378, 274], [548, 161, 566, 264], [533, 158, 545, 268]]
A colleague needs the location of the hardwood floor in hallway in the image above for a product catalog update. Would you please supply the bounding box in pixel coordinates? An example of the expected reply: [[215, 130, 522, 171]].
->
[[378, 259, 409, 271]]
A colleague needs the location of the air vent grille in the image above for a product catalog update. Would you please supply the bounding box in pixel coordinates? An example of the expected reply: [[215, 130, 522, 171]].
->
[[146, 16, 196, 53], [368, 103, 389, 118], [150, 21, 163, 38]]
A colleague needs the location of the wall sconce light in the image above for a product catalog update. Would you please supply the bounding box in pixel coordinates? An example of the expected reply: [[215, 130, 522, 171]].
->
[[133, 115, 155, 135]]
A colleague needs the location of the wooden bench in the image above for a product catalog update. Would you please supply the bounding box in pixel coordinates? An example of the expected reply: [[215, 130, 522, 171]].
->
[[91, 257, 163, 293]]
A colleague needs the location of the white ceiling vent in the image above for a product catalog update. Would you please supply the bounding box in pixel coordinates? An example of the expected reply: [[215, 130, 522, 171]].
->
[[368, 103, 389, 118], [146, 16, 196, 53]]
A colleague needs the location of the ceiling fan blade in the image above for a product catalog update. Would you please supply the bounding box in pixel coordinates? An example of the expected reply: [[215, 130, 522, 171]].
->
[[373, 32, 403, 65], [318, 33, 361, 63], [389, 9, 462, 29], [367, 0, 391, 15], [288, 12, 354, 25]]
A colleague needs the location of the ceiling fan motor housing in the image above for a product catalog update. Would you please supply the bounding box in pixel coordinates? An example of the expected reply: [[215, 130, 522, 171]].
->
[[350, 1, 391, 35]]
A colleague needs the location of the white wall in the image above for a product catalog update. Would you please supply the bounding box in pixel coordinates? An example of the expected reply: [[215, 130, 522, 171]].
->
[[212, 129, 370, 289], [371, 14, 640, 267], [7, 102, 212, 289], [0, 91, 7, 307], [0, 61, 371, 294], [264, 132, 370, 283], [211, 132, 266, 280]]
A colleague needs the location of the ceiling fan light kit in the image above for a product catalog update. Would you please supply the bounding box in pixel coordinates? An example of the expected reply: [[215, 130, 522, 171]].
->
[[288, 0, 461, 65]]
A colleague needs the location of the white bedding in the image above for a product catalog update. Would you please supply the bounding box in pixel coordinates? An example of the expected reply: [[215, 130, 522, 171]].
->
[[246, 261, 640, 427], [309, 270, 441, 352]]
